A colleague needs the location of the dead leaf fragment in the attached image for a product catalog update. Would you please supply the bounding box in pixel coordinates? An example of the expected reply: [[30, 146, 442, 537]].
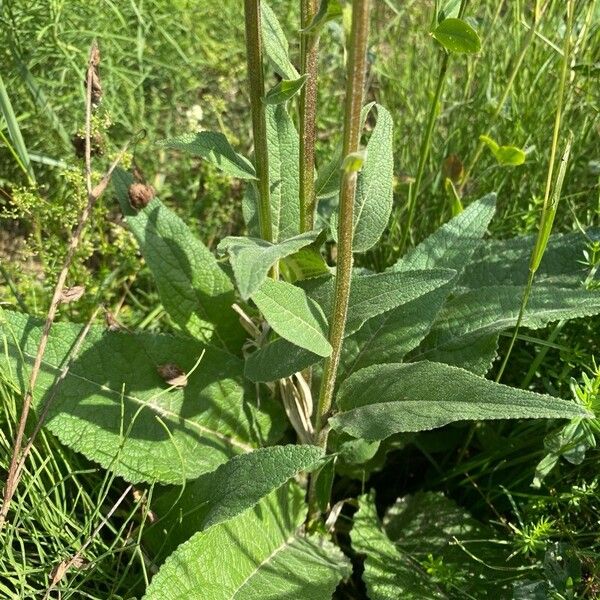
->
[[128, 183, 155, 210], [60, 286, 85, 304], [157, 363, 187, 388]]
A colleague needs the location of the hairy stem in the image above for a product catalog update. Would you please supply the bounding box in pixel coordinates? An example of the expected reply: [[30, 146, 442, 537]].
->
[[308, 0, 371, 521], [244, 0, 273, 243], [299, 0, 319, 231]]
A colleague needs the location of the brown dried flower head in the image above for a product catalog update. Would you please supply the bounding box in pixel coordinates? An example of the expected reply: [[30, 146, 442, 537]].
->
[[128, 183, 155, 210]]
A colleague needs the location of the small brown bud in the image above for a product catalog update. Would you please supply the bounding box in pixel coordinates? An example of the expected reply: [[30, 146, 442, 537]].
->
[[157, 363, 187, 388], [128, 183, 155, 210], [442, 154, 464, 183]]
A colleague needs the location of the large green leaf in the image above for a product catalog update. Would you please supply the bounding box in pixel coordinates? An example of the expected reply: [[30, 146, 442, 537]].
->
[[351, 493, 445, 600], [157, 131, 256, 180], [415, 285, 600, 365], [340, 195, 497, 377], [261, 2, 299, 80], [393, 193, 497, 273], [218, 231, 321, 300], [458, 229, 600, 291], [251, 279, 332, 357], [266, 103, 301, 242], [331, 361, 591, 440], [0, 311, 275, 484], [349, 104, 394, 252], [144, 486, 351, 599], [245, 337, 319, 383], [305, 268, 456, 337], [146, 445, 324, 557], [114, 170, 244, 351]]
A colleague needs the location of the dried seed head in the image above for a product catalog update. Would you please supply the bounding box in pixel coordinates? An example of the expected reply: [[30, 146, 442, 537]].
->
[[442, 154, 464, 183], [59, 286, 85, 304], [157, 363, 187, 388], [86, 44, 102, 105], [128, 183, 155, 210]]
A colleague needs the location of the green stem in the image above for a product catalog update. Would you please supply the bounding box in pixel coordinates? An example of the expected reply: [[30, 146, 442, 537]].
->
[[308, 0, 371, 522], [244, 0, 273, 243], [400, 52, 449, 253], [495, 0, 573, 382], [299, 0, 319, 232]]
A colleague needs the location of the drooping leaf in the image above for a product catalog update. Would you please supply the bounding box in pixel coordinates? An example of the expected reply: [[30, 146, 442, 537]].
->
[[305, 268, 457, 337], [480, 135, 526, 166], [265, 75, 307, 105], [157, 131, 256, 180], [432, 17, 481, 54], [251, 279, 332, 357], [114, 170, 244, 351], [0, 311, 275, 484], [331, 361, 591, 440], [350, 104, 394, 252], [351, 493, 445, 600], [261, 2, 299, 80], [218, 230, 321, 300], [245, 337, 319, 383], [280, 245, 331, 282], [458, 229, 600, 291], [144, 486, 351, 600], [266, 103, 301, 242], [415, 285, 600, 365]]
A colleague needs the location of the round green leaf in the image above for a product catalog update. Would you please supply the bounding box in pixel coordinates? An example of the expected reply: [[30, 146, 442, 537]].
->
[[432, 18, 481, 54]]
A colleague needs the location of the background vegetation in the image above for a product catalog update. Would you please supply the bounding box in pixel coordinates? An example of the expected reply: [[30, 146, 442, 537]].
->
[[0, 0, 598, 597]]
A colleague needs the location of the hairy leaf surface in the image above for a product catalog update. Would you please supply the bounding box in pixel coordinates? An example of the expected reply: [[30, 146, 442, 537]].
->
[[261, 2, 299, 79], [251, 279, 331, 357], [114, 170, 243, 351], [0, 311, 274, 484], [218, 231, 321, 300], [157, 131, 256, 179], [266, 104, 301, 241], [331, 361, 590, 440], [144, 486, 351, 599]]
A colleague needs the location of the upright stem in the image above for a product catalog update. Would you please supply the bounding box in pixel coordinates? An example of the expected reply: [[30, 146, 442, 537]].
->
[[495, 0, 573, 382], [299, 0, 319, 232], [244, 0, 273, 243], [308, 0, 370, 521]]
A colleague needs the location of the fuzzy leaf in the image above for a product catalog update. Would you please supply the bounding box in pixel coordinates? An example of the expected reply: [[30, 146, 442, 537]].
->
[[352, 493, 445, 599], [416, 285, 600, 364], [306, 268, 457, 337], [432, 18, 481, 54], [245, 337, 319, 383], [265, 75, 307, 104], [144, 486, 351, 600], [351, 104, 394, 252], [393, 193, 497, 272], [0, 311, 274, 484], [266, 103, 301, 242], [218, 231, 321, 300], [114, 170, 243, 351], [251, 279, 332, 357], [261, 2, 299, 79], [459, 229, 600, 291], [157, 131, 256, 180], [331, 361, 591, 440]]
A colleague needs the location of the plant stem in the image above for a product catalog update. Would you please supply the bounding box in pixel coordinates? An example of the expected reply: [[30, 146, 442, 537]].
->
[[495, 0, 573, 382], [308, 0, 370, 520], [400, 51, 449, 253], [244, 0, 273, 244], [299, 0, 319, 232]]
